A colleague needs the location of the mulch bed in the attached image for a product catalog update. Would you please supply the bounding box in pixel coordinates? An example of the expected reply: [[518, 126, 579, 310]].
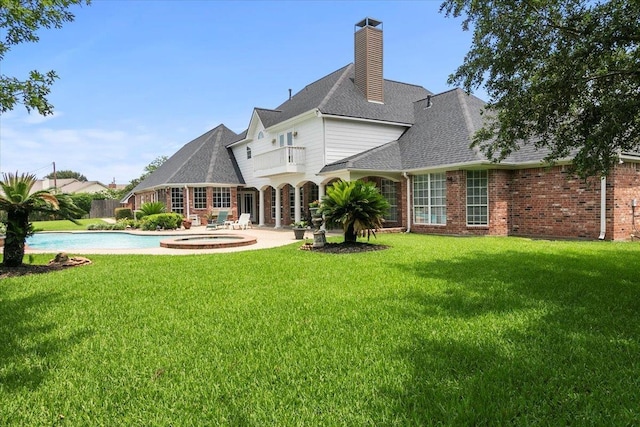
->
[[300, 241, 389, 254]]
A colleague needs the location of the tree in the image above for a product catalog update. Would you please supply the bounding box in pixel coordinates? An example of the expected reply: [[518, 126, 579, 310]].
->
[[319, 180, 389, 243], [0, 172, 83, 267], [44, 170, 87, 181], [440, 0, 640, 177], [1, 0, 90, 115], [122, 155, 168, 194]]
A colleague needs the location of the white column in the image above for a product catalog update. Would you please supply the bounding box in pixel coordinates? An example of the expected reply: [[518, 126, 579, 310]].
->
[[294, 185, 301, 223], [259, 188, 265, 226], [275, 187, 282, 228]]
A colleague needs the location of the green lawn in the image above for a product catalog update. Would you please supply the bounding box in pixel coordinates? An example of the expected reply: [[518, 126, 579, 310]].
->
[[1, 234, 639, 425], [31, 219, 108, 231]]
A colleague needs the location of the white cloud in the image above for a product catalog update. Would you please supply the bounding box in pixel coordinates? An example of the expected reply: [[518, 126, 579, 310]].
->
[[0, 121, 166, 184]]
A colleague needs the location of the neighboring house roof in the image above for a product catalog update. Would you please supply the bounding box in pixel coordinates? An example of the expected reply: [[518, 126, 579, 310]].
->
[[321, 88, 550, 173], [30, 178, 109, 194], [132, 124, 244, 193]]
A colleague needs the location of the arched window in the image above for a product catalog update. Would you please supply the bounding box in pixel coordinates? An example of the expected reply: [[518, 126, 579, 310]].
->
[[257, 131, 264, 139]]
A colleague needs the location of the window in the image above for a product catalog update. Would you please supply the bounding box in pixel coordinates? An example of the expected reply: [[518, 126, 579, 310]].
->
[[271, 188, 283, 219], [466, 170, 488, 225], [171, 188, 184, 215], [257, 131, 264, 139], [413, 173, 446, 225], [278, 130, 294, 147], [381, 179, 398, 221], [246, 146, 252, 159], [194, 187, 207, 209], [213, 187, 231, 208], [289, 186, 304, 219]]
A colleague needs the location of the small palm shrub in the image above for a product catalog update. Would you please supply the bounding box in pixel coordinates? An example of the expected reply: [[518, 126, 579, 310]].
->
[[139, 202, 166, 216], [140, 213, 183, 231], [320, 179, 389, 243]]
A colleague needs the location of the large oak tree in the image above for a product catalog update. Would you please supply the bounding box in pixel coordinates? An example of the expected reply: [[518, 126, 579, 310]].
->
[[0, 0, 90, 115], [441, 0, 640, 177]]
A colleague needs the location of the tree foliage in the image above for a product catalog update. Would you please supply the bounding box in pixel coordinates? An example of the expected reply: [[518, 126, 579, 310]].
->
[[0, 172, 83, 266], [44, 169, 87, 181], [441, 0, 640, 177], [122, 155, 168, 194], [319, 180, 389, 243], [0, 0, 90, 115]]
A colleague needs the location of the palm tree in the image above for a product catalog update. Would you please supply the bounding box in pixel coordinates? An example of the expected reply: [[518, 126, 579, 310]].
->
[[319, 180, 390, 243], [0, 172, 82, 267]]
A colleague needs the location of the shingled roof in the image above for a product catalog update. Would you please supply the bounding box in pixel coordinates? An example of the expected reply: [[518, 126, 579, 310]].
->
[[321, 88, 549, 173], [132, 124, 244, 192], [239, 64, 431, 135]]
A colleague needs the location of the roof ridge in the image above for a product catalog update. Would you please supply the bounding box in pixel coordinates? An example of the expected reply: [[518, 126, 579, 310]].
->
[[318, 64, 353, 111], [383, 78, 429, 89], [164, 126, 221, 184], [456, 89, 485, 161], [206, 127, 225, 181], [254, 107, 282, 113]]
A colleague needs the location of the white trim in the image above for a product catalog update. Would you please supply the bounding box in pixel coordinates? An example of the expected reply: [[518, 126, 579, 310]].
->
[[317, 111, 412, 127]]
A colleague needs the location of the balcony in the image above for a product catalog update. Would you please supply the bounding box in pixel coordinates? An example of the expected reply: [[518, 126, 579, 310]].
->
[[253, 146, 306, 177]]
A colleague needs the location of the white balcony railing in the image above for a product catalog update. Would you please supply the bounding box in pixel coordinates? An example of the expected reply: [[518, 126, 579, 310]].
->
[[253, 146, 306, 177]]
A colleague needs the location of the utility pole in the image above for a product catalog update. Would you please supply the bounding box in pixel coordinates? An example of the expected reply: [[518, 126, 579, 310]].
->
[[53, 161, 57, 191]]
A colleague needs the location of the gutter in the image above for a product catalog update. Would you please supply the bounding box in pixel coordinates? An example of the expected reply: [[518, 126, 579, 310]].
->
[[403, 172, 411, 233], [599, 176, 606, 240]]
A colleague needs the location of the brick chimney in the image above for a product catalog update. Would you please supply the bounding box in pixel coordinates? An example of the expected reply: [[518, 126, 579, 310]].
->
[[354, 17, 383, 104]]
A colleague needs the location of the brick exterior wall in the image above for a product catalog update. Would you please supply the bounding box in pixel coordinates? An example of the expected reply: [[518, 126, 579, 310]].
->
[[405, 164, 640, 241], [610, 162, 640, 240], [509, 166, 602, 239]]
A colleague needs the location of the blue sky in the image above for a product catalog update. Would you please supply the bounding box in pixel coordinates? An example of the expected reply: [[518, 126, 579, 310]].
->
[[0, 0, 482, 185]]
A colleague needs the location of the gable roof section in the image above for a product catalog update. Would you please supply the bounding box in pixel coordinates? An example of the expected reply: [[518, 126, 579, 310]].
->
[[132, 124, 244, 192]]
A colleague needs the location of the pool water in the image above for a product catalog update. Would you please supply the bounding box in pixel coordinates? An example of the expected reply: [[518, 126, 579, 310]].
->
[[26, 232, 195, 251]]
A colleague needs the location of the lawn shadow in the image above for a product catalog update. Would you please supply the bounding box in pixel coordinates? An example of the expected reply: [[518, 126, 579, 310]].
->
[[0, 288, 93, 392], [384, 248, 640, 424]]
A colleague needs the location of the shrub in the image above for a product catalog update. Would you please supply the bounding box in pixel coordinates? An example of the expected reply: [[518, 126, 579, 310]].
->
[[118, 219, 140, 229], [140, 213, 183, 231], [69, 193, 93, 216], [86, 222, 126, 231], [115, 207, 133, 220]]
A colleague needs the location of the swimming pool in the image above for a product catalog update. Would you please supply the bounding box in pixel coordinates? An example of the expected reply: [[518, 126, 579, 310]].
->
[[26, 232, 197, 251]]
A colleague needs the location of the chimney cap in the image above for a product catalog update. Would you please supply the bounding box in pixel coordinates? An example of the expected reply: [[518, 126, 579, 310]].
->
[[355, 17, 382, 29]]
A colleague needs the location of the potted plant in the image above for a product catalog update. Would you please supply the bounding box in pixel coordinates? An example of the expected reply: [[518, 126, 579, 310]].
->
[[182, 218, 192, 229], [308, 200, 321, 218], [292, 221, 308, 239]]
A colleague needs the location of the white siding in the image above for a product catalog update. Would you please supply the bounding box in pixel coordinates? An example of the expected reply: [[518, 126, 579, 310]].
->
[[324, 118, 407, 164], [233, 115, 326, 188]]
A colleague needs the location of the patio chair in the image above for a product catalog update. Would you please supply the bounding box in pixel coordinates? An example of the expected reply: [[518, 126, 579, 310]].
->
[[231, 213, 252, 230], [206, 210, 228, 230]]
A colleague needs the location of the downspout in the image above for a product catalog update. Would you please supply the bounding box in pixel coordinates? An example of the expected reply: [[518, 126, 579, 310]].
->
[[403, 172, 411, 233], [185, 185, 190, 219], [598, 176, 606, 240]]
